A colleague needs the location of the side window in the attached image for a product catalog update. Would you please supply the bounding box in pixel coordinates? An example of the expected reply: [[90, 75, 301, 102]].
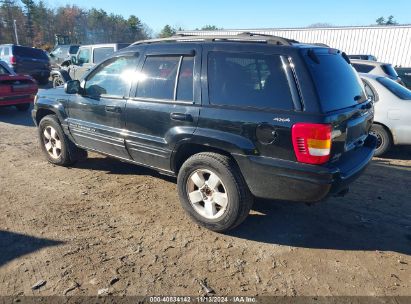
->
[[362, 80, 377, 102], [176, 56, 194, 101], [77, 48, 90, 64], [136, 56, 180, 100], [208, 51, 294, 109], [93, 47, 114, 63], [4, 48, 9, 56], [0, 47, 3, 56], [84, 56, 139, 97]]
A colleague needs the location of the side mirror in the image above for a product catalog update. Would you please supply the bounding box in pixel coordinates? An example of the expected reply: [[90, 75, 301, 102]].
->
[[64, 80, 81, 94], [71, 56, 77, 65]]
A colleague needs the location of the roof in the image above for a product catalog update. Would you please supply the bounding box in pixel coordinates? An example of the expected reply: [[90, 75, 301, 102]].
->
[[132, 32, 298, 46], [350, 59, 389, 66]]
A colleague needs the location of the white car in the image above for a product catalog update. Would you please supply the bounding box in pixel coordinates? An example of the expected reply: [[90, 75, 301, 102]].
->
[[352, 59, 404, 85], [360, 73, 411, 156]]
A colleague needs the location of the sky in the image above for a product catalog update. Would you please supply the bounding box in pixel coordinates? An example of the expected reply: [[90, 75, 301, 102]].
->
[[52, 0, 411, 33]]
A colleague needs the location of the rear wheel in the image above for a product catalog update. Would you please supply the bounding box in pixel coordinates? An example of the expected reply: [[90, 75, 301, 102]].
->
[[370, 124, 391, 156], [38, 115, 87, 166], [177, 152, 253, 232], [15, 103, 30, 111]]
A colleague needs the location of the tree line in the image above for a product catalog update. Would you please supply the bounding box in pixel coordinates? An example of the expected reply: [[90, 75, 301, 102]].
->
[[0, 0, 151, 50]]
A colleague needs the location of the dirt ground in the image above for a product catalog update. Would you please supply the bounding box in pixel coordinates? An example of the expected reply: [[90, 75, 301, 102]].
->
[[0, 104, 410, 297]]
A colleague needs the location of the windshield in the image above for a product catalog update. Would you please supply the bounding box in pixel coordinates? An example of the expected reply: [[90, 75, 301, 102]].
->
[[303, 48, 367, 112], [377, 77, 411, 100]]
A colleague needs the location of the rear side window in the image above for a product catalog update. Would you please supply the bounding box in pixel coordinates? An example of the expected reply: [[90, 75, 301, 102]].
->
[[93, 47, 114, 63], [377, 77, 411, 100], [352, 63, 375, 73], [13, 46, 48, 59], [176, 57, 194, 101], [4, 48, 9, 55], [381, 64, 399, 78], [304, 49, 367, 112], [208, 52, 294, 110]]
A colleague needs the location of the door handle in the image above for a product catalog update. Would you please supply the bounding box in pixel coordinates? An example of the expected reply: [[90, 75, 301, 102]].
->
[[170, 112, 193, 122], [105, 105, 122, 113]]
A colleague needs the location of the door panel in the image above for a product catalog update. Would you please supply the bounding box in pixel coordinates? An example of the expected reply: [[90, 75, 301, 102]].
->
[[67, 54, 141, 159], [124, 44, 201, 171]]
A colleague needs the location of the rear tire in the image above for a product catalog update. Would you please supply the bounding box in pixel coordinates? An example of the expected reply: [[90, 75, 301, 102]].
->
[[177, 152, 253, 232], [15, 103, 30, 111], [370, 124, 391, 156], [38, 115, 87, 166]]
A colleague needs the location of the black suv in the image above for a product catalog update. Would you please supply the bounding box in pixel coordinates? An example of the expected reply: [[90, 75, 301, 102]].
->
[[32, 34, 376, 232], [0, 44, 50, 85]]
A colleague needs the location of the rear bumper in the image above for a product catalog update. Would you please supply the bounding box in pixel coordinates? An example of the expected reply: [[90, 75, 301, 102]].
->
[[0, 95, 34, 106], [234, 134, 377, 202]]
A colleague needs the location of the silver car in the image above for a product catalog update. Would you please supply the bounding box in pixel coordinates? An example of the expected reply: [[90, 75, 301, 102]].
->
[[360, 73, 411, 155]]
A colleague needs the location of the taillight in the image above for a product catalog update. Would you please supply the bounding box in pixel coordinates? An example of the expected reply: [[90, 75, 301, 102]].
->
[[10, 56, 16, 65], [292, 123, 332, 165]]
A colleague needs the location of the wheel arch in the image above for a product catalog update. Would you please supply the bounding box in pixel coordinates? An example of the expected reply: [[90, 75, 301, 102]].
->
[[373, 121, 395, 145]]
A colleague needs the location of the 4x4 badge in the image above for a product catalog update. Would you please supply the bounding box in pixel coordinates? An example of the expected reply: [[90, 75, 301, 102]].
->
[[273, 117, 291, 123]]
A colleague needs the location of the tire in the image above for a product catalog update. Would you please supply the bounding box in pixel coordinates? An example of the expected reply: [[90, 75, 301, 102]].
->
[[52, 75, 65, 88], [370, 124, 391, 156], [15, 103, 30, 111], [177, 152, 253, 232], [38, 115, 87, 166]]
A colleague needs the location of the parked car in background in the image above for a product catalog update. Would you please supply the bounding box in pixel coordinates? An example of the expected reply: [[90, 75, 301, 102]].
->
[[348, 54, 377, 61], [0, 44, 50, 85], [33, 34, 376, 232], [351, 59, 405, 86], [0, 60, 38, 111], [395, 67, 411, 90], [49, 44, 80, 67], [360, 73, 411, 156], [50, 43, 129, 87]]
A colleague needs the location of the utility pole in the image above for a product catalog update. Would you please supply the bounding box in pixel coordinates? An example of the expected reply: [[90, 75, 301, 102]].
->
[[13, 19, 19, 44]]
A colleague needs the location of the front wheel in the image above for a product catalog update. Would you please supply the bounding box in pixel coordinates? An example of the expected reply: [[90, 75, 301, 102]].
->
[[38, 115, 87, 166], [370, 124, 392, 156], [52, 75, 65, 88], [177, 152, 253, 232]]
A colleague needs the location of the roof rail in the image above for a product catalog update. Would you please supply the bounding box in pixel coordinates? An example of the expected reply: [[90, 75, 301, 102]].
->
[[131, 32, 297, 46]]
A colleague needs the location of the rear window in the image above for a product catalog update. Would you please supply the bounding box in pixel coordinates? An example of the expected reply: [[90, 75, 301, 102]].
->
[[352, 63, 375, 73], [13, 46, 48, 60], [381, 64, 399, 78], [207, 51, 294, 110], [377, 77, 411, 100], [93, 47, 114, 63], [304, 49, 367, 112]]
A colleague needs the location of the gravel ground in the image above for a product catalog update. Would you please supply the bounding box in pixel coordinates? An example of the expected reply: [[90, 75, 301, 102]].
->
[[0, 104, 410, 297]]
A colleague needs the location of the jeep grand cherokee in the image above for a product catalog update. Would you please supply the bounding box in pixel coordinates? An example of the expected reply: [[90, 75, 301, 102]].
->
[[32, 33, 376, 232]]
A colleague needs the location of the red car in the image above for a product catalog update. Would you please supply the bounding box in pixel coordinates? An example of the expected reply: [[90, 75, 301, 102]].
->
[[0, 60, 38, 111]]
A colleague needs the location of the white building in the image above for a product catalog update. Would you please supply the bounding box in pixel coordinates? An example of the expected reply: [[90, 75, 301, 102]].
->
[[179, 25, 411, 67]]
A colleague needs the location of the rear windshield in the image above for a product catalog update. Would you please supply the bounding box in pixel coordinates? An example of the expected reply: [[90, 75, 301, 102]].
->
[[13, 46, 48, 60], [377, 77, 411, 100], [303, 48, 367, 112], [381, 64, 399, 78], [352, 63, 375, 73]]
